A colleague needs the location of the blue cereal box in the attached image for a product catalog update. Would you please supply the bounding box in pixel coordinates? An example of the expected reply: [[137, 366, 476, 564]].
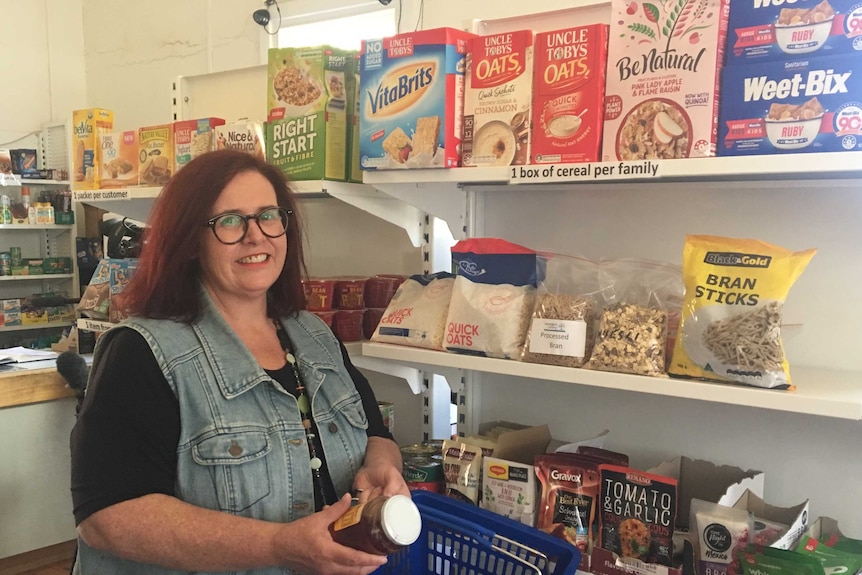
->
[[359, 27, 477, 170], [719, 53, 862, 154], [727, 0, 862, 64]]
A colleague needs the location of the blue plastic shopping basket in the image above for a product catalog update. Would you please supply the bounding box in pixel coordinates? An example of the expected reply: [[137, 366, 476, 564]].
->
[[373, 490, 580, 575]]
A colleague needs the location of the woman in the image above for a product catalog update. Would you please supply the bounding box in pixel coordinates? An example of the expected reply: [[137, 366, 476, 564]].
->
[[71, 149, 409, 574]]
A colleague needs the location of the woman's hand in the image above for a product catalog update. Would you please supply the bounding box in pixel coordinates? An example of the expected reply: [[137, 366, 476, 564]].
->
[[353, 437, 410, 503], [275, 493, 389, 575]]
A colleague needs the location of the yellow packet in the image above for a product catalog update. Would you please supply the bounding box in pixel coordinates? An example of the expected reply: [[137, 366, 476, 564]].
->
[[669, 235, 815, 389]]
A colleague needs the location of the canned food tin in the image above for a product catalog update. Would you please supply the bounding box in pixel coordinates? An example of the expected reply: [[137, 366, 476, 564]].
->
[[0, 252, 11, 276], [400, 444, 438, 459], [402, 455, 444, 493], [9, 247, 21, 267]]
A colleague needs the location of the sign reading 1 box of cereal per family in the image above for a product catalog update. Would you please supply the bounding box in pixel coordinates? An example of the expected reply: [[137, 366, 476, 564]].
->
[[602, 0, 731, 161], [267, 46, 356, 181], [532, 24, 609, 165], [359, 28, 477, 170], [462, 30, 534, 168]]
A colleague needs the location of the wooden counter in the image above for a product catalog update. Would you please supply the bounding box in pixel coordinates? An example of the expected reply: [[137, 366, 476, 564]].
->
[[0, 365, 76, 410]]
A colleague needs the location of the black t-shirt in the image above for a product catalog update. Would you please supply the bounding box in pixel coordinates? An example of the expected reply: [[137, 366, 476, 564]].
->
[[71, 327, 393, 525]]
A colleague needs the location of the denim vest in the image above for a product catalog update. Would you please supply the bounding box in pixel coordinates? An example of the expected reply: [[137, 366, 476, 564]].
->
[[74, 293, 369, 575]]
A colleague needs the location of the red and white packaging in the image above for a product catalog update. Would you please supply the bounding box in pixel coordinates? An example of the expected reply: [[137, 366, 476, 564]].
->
[[532, 24, 609, 164], [602, 0, 730, 161]]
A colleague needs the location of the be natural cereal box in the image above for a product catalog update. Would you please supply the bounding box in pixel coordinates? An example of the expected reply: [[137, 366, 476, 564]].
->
[[100, 130, 138, 188], [602, 0, 731, 161], [267, 46, 354, 181], [138, 124, 173, 187], [359, 27, 477, 170], [532, 24, 608, 164], [727, 0, 862, 65], [174, 117, 225, 173], [719, 53, 862, 155], [71, 108, 114, 190], [462, 30, 534, 167]]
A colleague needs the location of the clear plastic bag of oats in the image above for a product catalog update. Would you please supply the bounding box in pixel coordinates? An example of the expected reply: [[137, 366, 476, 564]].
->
[[587, 258, 683, 377], [521, 254, 606, 368]]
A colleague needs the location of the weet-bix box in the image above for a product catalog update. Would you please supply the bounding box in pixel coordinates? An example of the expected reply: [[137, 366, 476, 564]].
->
[[727, 0, 862, 65], [359, 27, 477, 170], [719, 53, 862, 155]]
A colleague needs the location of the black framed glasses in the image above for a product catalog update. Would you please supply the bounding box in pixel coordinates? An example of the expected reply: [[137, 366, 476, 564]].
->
[[205, 207, 292, 245]]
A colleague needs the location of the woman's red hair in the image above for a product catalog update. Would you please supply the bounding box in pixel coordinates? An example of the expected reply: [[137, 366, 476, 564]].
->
[[117, 149, 307, 322]]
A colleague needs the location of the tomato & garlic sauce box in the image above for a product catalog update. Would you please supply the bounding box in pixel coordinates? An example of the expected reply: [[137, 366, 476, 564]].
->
[[727, 0, 862, 65], [462, 30, 534, 167], [602, 0, 730, 161], [359, 27, 477, 170], [719, 53, 862, 155], [532, 24, 608, 164]]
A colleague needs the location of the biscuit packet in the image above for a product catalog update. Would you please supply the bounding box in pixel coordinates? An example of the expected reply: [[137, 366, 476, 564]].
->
[[669, 235, 816, 389], [588, 259, 683, 376], [598, 464, 677, 566]]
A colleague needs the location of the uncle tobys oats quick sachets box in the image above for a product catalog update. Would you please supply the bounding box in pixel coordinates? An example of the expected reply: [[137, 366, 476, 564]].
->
[[359, 27, 477, 170]]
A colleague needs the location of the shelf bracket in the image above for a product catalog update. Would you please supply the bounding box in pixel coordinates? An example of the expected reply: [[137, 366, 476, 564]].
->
[[368, 182, 468, 241], [321, 182, 424, 248]]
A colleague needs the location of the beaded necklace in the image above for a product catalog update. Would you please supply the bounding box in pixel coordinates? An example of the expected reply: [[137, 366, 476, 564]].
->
[[273, 320, 333, 508]]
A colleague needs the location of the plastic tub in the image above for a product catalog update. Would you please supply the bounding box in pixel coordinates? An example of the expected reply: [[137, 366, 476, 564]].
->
[[365, 274, 407, 308], [363, 307, 386, 340], [311, 310, 336, 328], [335, 277, 367, 310], [333, 309, 365, 342], [304, 278, 337, 311]]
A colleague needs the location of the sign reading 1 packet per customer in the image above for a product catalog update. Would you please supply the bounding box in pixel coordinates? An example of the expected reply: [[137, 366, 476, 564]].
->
[[266, 46, 356, 181]]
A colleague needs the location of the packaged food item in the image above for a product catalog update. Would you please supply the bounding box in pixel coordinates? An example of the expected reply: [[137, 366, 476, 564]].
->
[[359, 28, 477, 170], [10, 149, 38, 175], [347, 52, 362, 183], [71, 108, 114, 190], [739, 545, 824, 575], [533, 24, 608, 164], [365, 274, 406, 308], [335, 277, 367, 309], [482, 456, 537, 527], [598, 464, 677, 566], [797, 536, 862, 575], [669, 235, 816, 389], [100, 131, 139, 188], [215, 120, 265, 160], [303, 278, 337, 311], [333, 309, 364, 342], [174, 117, 225, 173], [138, 124, 173, 186], [371, 272, 455, 350], [363, 307, 385, 340], [690, 498, 753, 575], [329, 494, 421, 555], [602, 0, 730, 160], [462, 30, 534, 167], [442, 439, 483, 505]]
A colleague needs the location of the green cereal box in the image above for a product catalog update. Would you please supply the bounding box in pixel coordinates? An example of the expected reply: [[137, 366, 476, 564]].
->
[[266, 46, 354, 181], [348, 52, 362, 183]]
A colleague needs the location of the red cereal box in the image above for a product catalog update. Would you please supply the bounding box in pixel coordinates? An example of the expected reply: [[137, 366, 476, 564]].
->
[[602, 0, 730, 161], [532, 24, 609, 165]]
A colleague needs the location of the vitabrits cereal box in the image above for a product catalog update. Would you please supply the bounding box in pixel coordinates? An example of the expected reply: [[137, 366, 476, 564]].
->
[[267, 46, 354, 181], [71, 108, 114, 190], [360, 27, 477, 170], [719, 53, 862, 155], [727, 0, 862, 65], [532, 25, 608, 164], [602, 0, 730, 161], [174, 117, 225, 173], [100, 131, 138, 188], [462, 30, 534, 168]]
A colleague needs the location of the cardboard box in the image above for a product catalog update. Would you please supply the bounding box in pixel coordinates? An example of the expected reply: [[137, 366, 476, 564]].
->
[[476, 420, 552, 464], [463, 29, 534, 167], [174, 117, 225, 173], [718, 53, 862, 156], [71, 108, 114, 190], [138, 124, 173, 186], [348, 52, 362, 183], [42, 257, 72, 274], [3, 299, 21, 326], [727, 0, 862, 65], [732, 489, 809, 550], [647, 456, 765, 530], [533, 24, 608, 164], [215, 120, 265, 159], [359, 27, 477, 170], [99, 131, 138, 188], [267, 46, 355, 181]]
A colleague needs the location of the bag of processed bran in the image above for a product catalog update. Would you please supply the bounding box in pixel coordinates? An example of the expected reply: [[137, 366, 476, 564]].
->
[[669, 235, 815, 389]]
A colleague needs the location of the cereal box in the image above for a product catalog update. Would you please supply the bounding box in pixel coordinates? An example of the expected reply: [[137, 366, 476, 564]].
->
[[348, 53, 363, 182], [100, 131, 138, 188], [138, 124, 173, 187], [267, 46, 354, 181], [359, 27, 478, 170], [462, 30, 534, 167], [602, 0, 730, 161], [533, 25, 608, 165], [174, 117, 225, 173], [215, 120, 265, 159], [719, 53, 862, 155], [727, 0, 862, 65], [71, 108, 114, 190]]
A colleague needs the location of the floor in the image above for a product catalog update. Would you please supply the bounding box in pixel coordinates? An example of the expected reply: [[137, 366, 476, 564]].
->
[[0, 540, 75, 575]]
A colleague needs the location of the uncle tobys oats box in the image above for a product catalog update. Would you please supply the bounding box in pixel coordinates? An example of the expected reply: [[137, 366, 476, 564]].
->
[[602, 0, 730, 161], [359, 27, 477, 170], [532, 24, 608, 164], [462, 30, 534, 167]]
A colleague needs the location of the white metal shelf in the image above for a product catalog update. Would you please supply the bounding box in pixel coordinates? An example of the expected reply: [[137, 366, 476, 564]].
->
[[0, 321, 73, 333], [0, 224, 74, 231], [0, 174, 71, 187], [0, 274, 73, 282], [362, 342, 862, 421]]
